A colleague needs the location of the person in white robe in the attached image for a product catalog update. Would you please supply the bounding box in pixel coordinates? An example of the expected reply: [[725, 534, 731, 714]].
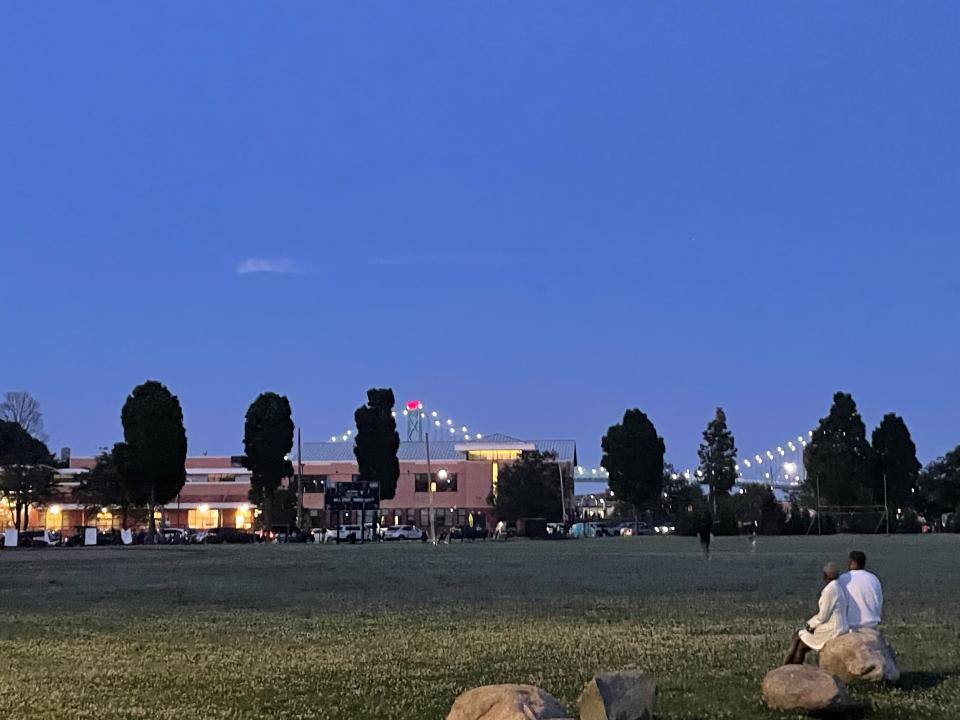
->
[[784, 562, 849, 665]]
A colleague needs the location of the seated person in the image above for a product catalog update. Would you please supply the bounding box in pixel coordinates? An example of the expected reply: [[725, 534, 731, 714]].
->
[[838, 550, 883, 629], [784, 562, 849, 665]]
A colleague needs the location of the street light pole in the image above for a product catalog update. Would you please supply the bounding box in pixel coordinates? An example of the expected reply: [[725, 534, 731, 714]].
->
[[425, 433, 435, 544], [296, 427, 304, 530]]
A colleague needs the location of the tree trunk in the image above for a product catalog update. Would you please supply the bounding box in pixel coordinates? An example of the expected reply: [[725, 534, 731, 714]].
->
[[148, 487, 157, 543], [121, 502, 129, 530], [262, 490, 273, 537]]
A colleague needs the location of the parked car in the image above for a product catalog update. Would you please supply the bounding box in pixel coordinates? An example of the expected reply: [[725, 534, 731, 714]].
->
[[270, 527, 311, 543], [160, 528, 191, 544], [616, 521, 655, 536], [335, 524, 375, 542], [312, 528, 338, 544], [18, 530, 58, 547], [382, 525, 425, 541], [202, 527, 256, 544]]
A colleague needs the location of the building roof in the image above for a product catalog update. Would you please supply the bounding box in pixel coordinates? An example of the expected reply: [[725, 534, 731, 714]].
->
[[300, 435, 576, 463]]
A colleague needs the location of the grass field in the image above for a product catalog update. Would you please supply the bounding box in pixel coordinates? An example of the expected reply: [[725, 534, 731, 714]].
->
[[1, 535, 958, 719]]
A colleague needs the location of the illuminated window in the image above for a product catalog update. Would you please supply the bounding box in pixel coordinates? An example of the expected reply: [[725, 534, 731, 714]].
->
[[234, 508, 251, 530], [188, 508, 220, 529], [95, 510, 114, 531], [466, 450, 523, 461], [492, 462, 499, 498]]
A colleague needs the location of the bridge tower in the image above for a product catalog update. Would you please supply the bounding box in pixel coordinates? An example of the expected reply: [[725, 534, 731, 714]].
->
[[404, 400, 423, 442]]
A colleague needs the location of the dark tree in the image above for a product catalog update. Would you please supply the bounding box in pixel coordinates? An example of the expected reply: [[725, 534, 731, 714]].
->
[[0, 391, 45, 440], [117, 381, 188, 538], [353, 388, 400, 499], [488, 451, 563, 523], [803, 392, 874, 506], [0, 420, 56, 531], [601, 409, 665, 512], [871, 413, 921, 509], [733, 485, 786, 535], [660, 464, 708, 536], [918, 445, 960, 522], [242, 392, 294, 532], [697, 407, 738, 514], [76, 449, 138, 529]]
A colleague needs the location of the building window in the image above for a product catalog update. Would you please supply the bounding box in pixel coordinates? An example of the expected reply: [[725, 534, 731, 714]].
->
[[188, 508, 220, 529], [414, 473, 458, 492], [234, 508, 251, 529], [466, 449, 522, 461]]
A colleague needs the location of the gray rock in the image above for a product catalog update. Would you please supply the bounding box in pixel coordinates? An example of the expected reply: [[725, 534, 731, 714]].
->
[[820, 627, 900, 683], [762, 665, 849, 713], [446, 684, 568, 720], [578, 671, 656, 720]]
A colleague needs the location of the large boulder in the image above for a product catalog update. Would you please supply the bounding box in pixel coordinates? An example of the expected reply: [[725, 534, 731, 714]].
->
[[578, 671, 657, 720], [762, 665, 849, 713], [446, 684, 568, 720], [820, 627, 900, 683]]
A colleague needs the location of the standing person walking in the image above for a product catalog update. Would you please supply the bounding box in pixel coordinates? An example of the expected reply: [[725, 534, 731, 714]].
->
[[697, 512, 713, 559]]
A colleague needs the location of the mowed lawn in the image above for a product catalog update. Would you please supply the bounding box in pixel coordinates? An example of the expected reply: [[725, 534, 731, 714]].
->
[[1, 536, 958, 720]]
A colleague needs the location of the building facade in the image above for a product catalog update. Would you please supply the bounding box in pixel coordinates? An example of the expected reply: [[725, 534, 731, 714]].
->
[[2, 434, 576, 533]]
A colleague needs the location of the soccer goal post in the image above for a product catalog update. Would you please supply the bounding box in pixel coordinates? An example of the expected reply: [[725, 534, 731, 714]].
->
[[811, 505, 890, 535]]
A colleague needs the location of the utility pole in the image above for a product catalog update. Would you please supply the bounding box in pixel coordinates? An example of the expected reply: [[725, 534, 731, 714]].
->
[[425, 432, 435, 544], [883, 469, 890, 536], [557, 460, 567, 525], [296, 427, 305, 530]]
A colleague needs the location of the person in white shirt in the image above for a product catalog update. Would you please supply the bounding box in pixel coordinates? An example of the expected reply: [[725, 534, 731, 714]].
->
[[838, 550, 883, 629], [784, 562, 849, 664]]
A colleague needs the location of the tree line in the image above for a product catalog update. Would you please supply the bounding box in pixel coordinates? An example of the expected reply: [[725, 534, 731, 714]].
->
[[2, 385, 960, 535], [0, 385, 403, 537]]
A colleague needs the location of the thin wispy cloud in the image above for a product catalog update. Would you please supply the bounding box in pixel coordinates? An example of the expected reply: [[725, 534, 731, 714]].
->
[[370, 253, 523, 266], [235, 258, 303, 275]]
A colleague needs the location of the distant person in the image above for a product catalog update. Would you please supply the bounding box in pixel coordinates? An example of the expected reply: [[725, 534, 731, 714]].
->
[[838, 550, 883, 629], [697, 513, 712, 559], [784, 562, 849, 665], [748, 524, 758, 553], [494, 520, 506, 542]]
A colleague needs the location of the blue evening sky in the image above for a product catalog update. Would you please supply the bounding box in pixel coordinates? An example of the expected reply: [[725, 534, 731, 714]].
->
[[2, 3, 958, 473]]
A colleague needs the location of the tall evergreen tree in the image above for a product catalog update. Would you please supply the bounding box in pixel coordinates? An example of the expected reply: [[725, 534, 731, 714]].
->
[[354, 388, 400, 500], [601, 409, 665, 512], [243, 392, 294, 532], [871, 413, 921, 509], [117, 381, 188, 539], [697, 407, 738, 514], [804, 392, 873, 506]]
